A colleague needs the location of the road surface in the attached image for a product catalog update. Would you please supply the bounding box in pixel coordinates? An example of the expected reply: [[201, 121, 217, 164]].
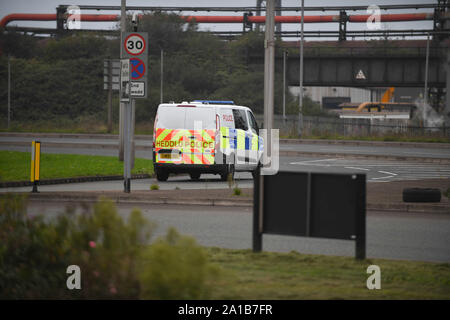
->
[[26, 201, 450, 263], [1, 134, 450, 159], [2, 153, 450, 193], [1, 138, 449, 192]]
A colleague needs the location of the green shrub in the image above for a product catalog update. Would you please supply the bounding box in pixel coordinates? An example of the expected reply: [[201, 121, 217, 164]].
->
[[0, 195, 218, 299], [233, 187, 242, 196], [139, 228, 219, 300], [0, 195, 154, 299], [150, 184, 159, 190], [0, 194, 72, 298], [66, 199, 155, 299]]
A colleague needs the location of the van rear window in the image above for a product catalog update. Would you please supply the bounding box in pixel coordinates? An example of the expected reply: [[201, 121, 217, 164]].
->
[[185, 108, 215, 130], [156, 106, 215, 130], [156, 107, 185, 129]]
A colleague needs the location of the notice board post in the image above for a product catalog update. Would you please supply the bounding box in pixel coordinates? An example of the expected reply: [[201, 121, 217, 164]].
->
[[252, 164, 262, 252], [355, 174, 366, 260]]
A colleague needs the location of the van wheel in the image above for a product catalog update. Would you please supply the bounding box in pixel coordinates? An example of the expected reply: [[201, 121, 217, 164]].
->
[[220, 153, 235, 181], [402, 188, 441, 203], [220, 166, 234, 181], [156, 169, 169, 182], [189, 172, 201, 181], [251, 162, 261, 179], [220, 163, 235, 182]]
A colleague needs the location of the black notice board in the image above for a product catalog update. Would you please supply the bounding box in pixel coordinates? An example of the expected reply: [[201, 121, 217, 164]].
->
[[262, 171, 365, 241], [310, 173, 360, 240], [263, 171, 308, 237]]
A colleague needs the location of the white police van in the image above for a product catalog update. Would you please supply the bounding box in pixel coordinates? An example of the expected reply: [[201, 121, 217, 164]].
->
[[153, 100, 262, 181]]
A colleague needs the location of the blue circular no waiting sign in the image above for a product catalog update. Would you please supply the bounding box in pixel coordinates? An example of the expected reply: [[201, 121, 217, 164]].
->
[[130, 58, 145, 80]]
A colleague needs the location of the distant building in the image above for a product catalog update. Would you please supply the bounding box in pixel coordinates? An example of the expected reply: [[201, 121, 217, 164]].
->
[[289, 86, 371, 109], [393, 87, 422, 103], [289, 86, 425, 109]]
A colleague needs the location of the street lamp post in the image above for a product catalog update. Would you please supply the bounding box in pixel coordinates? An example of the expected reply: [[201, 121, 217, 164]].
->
[[298, 0, 305, 137], [7, 55, 11, 129]]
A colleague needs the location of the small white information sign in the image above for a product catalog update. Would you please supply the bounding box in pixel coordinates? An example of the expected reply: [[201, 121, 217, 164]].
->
[[120, 59, 130, 102], [131, 82, 145, 97]]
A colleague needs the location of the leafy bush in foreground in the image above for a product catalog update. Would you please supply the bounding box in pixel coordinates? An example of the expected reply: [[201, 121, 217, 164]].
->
[[139, 228, 219, 299], [0, 195, 217, 299]]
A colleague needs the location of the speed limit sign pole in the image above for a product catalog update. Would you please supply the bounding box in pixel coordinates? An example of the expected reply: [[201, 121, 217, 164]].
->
[[119, 0, 126, 162], [121, 29, 148, 193]]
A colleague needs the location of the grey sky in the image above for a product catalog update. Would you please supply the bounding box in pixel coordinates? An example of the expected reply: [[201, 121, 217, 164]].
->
[[0, 0, 436, 39]]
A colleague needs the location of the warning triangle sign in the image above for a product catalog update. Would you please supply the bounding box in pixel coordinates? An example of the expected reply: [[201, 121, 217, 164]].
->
[[356, 69, 366, 80]]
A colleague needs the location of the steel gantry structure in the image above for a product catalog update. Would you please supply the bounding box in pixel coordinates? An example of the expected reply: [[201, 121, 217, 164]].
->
[[1, 2, 449, 41]]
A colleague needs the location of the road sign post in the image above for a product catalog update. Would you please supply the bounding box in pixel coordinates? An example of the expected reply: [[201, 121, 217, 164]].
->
[[122, 32, 148, 99], [107, 58, 113, 132], [119, 0, 126, 162], [121, 31, 148, 193]]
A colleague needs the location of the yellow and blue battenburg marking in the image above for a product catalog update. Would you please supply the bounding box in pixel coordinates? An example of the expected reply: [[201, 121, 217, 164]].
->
[[220, 127, 261, 152]]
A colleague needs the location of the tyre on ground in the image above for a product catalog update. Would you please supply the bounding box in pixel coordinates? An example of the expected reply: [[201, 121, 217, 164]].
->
[[402, 188, 441, 203], [189, 172, 201, 181], [156, 168, 169, 182], [220, 153, 235, 182]]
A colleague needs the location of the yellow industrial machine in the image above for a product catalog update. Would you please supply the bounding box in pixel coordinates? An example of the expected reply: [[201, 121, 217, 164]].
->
[[337, 88, 416, 119]]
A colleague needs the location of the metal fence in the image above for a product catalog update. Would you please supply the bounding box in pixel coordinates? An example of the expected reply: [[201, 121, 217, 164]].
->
[[254, 114, 450, 138]]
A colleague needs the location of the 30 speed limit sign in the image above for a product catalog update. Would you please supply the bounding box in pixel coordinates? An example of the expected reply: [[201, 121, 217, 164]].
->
[[124, 33, 146, 56], [122, 32, 148, 98]]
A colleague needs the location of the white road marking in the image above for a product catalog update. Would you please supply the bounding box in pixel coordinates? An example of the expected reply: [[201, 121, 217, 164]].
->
[[318, 148, 366, 153], [289, 158, 341, 166], [344, 166, 370, 171], [288, 158, 450, 182], [371, 170, 397, 180], [293, 158, 340, 163], [378, 170, 397, 176]]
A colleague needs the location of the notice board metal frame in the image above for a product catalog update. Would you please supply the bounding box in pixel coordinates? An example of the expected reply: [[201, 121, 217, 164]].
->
[[253, 169, 366, 259]]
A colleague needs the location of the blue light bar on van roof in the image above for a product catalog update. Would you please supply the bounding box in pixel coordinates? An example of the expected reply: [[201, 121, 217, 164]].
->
[[193, 100, 235, 105]]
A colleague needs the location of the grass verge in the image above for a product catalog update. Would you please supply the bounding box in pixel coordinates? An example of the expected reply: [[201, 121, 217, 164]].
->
[[0, 151, 153, 182], [206, 247, 450, 299]]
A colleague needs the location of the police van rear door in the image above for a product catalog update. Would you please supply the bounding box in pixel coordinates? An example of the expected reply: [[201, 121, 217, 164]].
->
[[184, 107, 215, 165], [154, 105, 185, 163], [154, 105, 215, 165]]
